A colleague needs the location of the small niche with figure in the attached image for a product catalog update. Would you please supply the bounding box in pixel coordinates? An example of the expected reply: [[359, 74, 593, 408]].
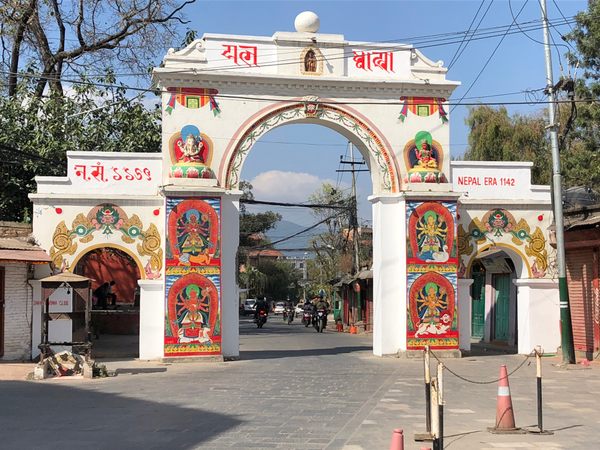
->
[[301, 47, 322, 75]]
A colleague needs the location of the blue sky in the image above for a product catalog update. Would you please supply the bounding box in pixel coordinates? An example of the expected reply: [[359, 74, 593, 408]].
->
[[177, 0, 587, 226]]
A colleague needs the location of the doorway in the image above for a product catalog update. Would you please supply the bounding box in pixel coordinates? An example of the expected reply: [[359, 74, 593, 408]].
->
[[74, 247, 141, 358], [492, 273, 511, 342], [471, 263, 485, 340]]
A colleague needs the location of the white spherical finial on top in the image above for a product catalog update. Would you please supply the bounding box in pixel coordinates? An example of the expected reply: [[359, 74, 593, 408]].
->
[[294, 11, 320, 33]]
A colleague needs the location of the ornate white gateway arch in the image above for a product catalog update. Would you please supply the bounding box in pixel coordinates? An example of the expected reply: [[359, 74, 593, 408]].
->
[[151, 13, 462, 359]]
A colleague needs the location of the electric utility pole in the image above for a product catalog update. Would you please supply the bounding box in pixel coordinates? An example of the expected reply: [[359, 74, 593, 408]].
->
[[337, 142, 368, 274], [541, 0, 575, 364]]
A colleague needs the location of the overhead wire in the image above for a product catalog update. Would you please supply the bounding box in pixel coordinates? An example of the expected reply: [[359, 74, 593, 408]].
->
[[450, 0, 529, 113], [448, 0, 494, 70], [2, 14, 583, 84], [5, 69, 595, 108]]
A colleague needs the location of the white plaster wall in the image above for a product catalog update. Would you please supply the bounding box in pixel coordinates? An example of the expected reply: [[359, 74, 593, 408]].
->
[[29, 197, 164, 275], [160, 89, 453, 195], [1, 264, 31, 360], [515, 279, 561, 355], [138, 279, 165, 360], [221, 192, 241, 358], [370, 194, 406, 355], [457, 202, 554, 279], [457, 278, 473, 352]]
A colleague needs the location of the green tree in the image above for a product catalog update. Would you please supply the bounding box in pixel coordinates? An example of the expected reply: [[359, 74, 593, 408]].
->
[[464, 106, 551, 185], [257, 259, 301, 301], [562, 0, 600, 190], [238, 181, 281, 247], [1, 0, 195, 98], [0, 80, 161, 221], [307, 182, 353, 295]]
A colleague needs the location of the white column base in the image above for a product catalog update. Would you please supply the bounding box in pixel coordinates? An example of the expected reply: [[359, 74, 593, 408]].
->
[[139, 279, 165, 360], [514, 278, 560, 355]]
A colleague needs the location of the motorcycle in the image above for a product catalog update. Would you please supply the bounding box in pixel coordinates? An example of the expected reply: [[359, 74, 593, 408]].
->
[[313, 309, 327, 333], [255, 309, 268, 328], [302, 311, 313, 327], [283, 307, 294, 324]]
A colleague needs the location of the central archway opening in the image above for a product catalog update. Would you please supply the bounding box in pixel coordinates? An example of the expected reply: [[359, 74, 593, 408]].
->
[[74, 246, 142, 358], [237, 122, 375, 357]]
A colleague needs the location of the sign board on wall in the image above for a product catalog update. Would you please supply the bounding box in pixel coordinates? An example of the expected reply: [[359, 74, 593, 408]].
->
[[452, 162, 533, 199], [48, 286, 73, 313], [67, 152, 162, 196]]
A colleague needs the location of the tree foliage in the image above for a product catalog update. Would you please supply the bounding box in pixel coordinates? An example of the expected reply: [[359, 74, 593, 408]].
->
[[464, 106, 551, 185], [562, 0, 600, 189], [238, 181, 282, 248], [256, 259, 301, 301], [1, 0, 195, 97], [307, 182, 353, 293], [0, 80, 161, 221]]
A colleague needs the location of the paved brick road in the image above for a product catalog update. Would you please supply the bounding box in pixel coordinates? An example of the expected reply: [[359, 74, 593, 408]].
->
[[0, 316, 598, 449]]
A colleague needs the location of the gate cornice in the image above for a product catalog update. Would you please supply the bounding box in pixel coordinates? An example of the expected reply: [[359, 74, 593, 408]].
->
[[153, 70, 459, 99]]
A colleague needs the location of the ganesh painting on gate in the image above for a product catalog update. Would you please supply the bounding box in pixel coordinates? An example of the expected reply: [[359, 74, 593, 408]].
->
[[165, 197, 221, 357], [168, 124, 216, 179], [406, 200, 458, 350]]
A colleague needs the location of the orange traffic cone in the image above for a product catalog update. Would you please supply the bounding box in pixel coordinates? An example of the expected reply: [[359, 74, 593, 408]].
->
[[389, 428, 404, 450], [490, 365, 520, 433]]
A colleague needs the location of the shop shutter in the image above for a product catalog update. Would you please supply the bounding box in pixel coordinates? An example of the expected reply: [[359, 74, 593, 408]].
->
[[566, 249, 595, 353]]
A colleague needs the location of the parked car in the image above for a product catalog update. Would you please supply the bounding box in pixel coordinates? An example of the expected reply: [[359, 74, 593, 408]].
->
[[243, 299, 257, 315], [273, 301, 286, 315]]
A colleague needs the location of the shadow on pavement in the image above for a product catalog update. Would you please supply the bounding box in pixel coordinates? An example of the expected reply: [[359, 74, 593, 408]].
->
[[240, 345, 372, 360], [115, 367, 168, 375], [0, 381, 242, 449]]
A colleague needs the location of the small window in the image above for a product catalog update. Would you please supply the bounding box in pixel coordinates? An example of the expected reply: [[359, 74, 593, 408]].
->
[[417, 105, 430, 117]]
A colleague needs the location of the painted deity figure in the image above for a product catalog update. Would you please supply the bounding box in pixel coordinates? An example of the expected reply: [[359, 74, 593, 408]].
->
[[415, 283, 451, 336], [416, 211, 448, 262], [176, 211, 212, 263], [176, 284, 212, 344], [304, 49, 317, 72], [414, 132, 438, 169], [177, 133, 206, 163]]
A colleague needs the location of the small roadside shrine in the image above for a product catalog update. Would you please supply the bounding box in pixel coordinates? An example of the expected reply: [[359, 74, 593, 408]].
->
[[36, 273, 93, 378], [29, 12, 560, 361]]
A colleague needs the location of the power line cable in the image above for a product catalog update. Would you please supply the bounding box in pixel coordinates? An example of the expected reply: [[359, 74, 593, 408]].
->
[[450, 0, 528, 113], [3, 14, 583, 83], [448, 0, 493, 70]]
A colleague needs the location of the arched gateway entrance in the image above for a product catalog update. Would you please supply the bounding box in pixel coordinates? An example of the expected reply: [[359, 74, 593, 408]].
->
[[31, 14, 560, 361], [151, 14, 460, 359]]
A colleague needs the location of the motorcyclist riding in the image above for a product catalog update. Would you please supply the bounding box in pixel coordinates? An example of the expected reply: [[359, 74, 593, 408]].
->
[[254, 297, 269, 321], [313, 293, 330, 328]]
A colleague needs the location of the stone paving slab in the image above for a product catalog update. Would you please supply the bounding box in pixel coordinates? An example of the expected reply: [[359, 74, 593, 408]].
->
[[0, 318, 598, 449]]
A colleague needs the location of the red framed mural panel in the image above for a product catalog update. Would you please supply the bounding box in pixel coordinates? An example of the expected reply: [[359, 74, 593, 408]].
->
[[406, 200, 459, 350], [164, 197, 222, 357]]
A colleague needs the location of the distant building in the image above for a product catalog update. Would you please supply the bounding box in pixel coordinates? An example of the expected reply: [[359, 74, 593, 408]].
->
[[247, 249, 283, 266]]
